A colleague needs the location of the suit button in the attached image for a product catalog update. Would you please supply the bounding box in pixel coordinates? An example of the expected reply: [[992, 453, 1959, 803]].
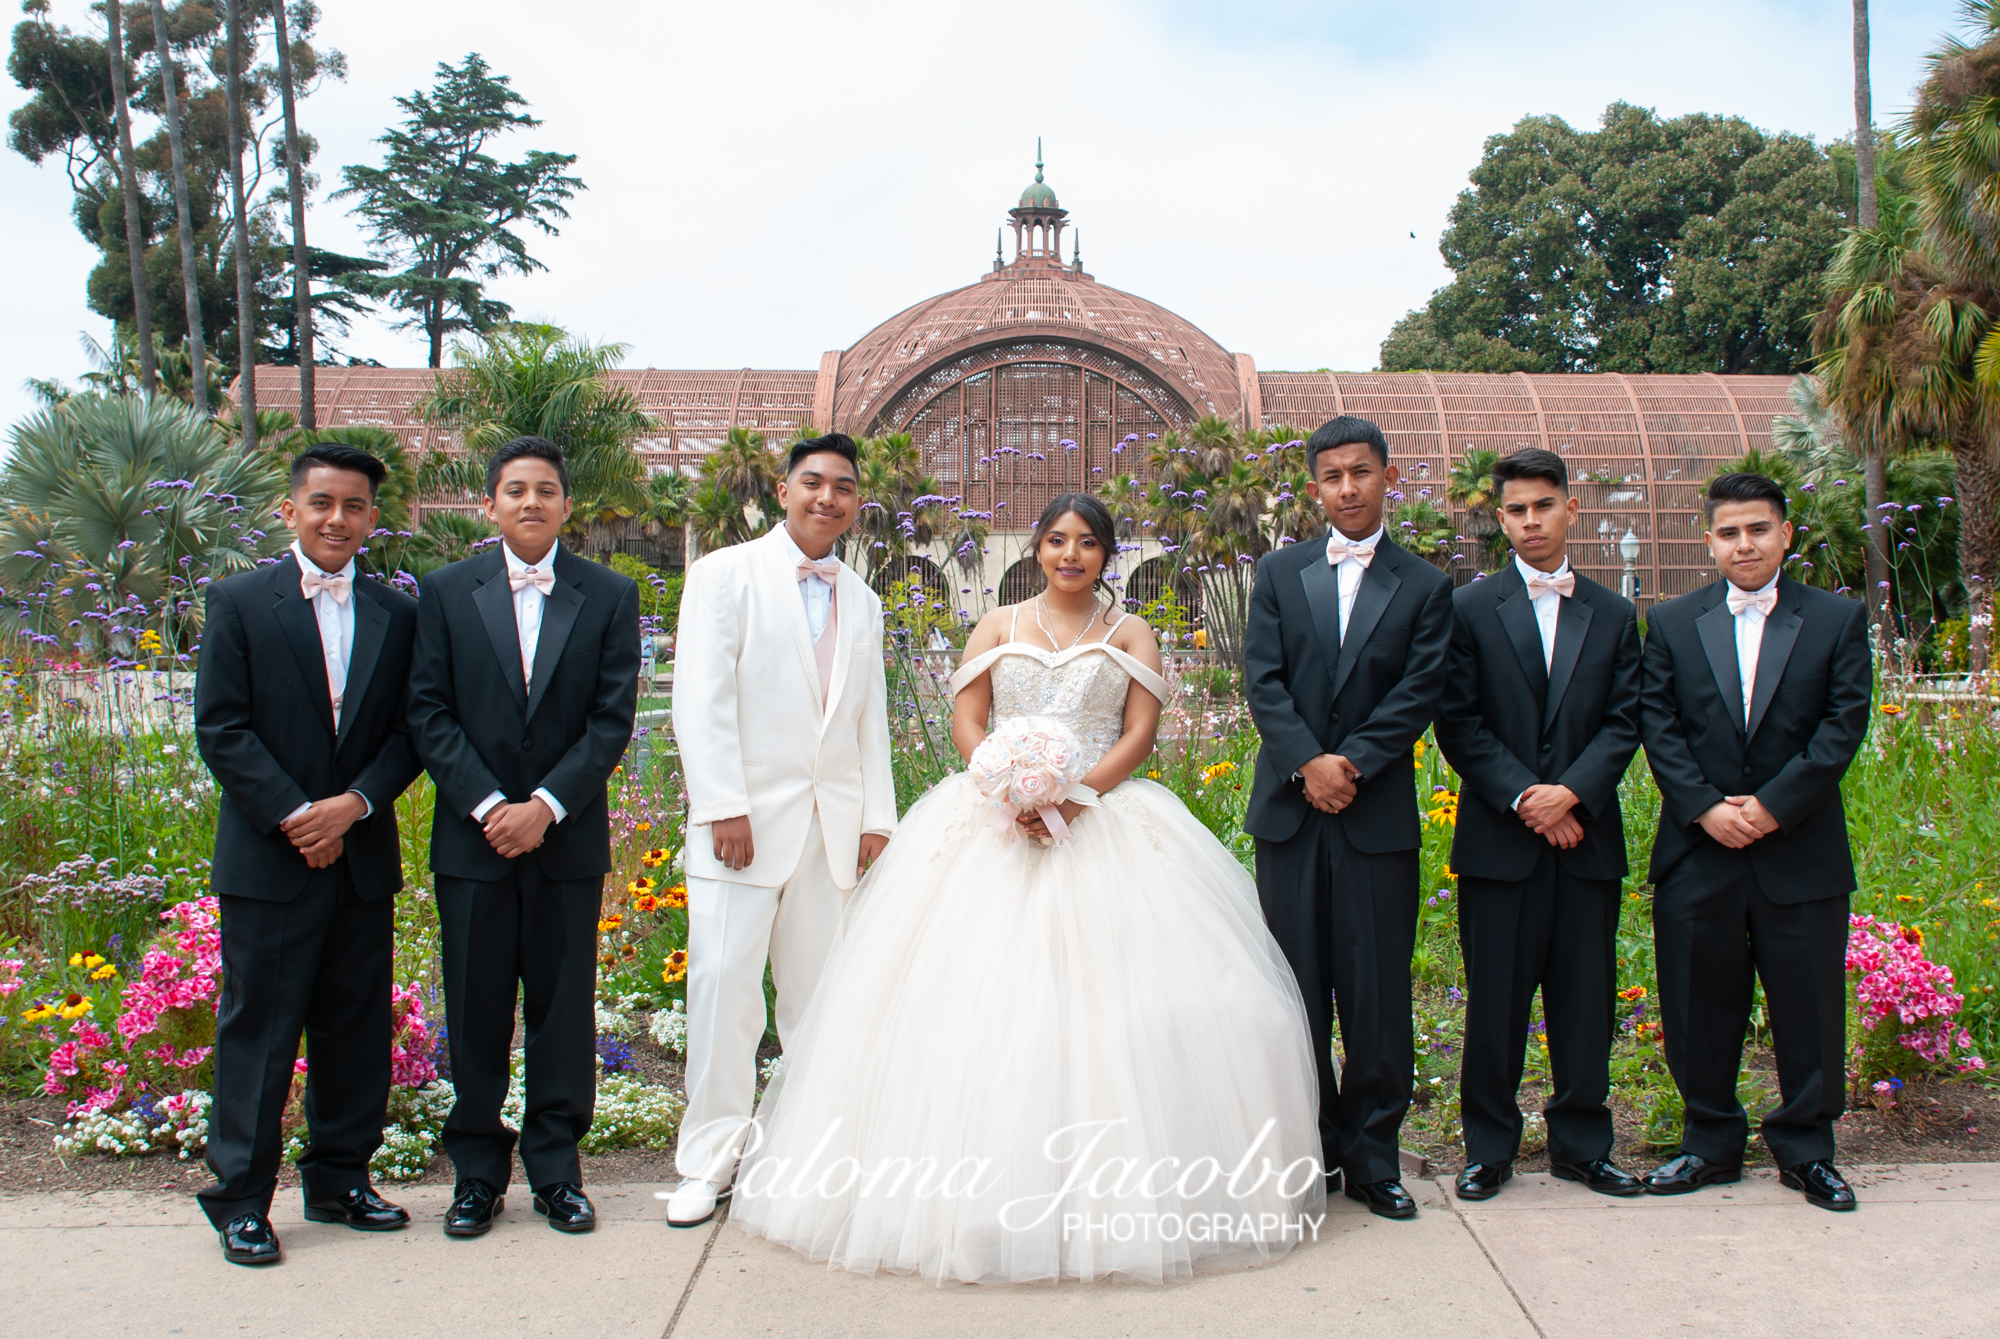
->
[[1541, 743, 1553, 754], [522, 739, 534, 751], [1742, 765, 1752, 775]]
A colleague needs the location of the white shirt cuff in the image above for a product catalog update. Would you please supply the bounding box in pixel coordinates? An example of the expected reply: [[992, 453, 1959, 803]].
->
[[472, 789, 505, 822], [1512, 791, 1527, 811], [285, 800, 312, 823], [349, 789, 373, 819], [534, 787, 568, 824]]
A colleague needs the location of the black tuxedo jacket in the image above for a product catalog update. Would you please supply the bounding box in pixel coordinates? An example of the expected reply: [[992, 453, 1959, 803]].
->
[[407, 545, 641, 884], [1245, 535, 1453, 851], [195, 556, 423, 903], [1434, 564, 1641, 883], [1640, 576, 1871, 899]]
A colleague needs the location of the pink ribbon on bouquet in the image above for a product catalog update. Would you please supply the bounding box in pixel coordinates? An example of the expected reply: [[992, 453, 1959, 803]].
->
[[987, 802, 1072, 844]]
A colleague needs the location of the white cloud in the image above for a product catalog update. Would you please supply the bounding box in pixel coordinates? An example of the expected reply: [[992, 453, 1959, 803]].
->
[[0, 0, 1954, 432]]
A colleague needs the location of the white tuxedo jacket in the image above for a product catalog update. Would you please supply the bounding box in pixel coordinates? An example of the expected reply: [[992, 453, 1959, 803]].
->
[[673, 527, 897, 889]]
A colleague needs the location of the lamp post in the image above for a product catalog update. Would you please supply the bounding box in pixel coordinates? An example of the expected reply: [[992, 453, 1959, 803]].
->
[[1620, 527, 1641, 602]]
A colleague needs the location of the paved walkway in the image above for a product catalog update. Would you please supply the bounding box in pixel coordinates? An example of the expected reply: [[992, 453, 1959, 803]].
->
[[5, 1164, 1993, 1338]]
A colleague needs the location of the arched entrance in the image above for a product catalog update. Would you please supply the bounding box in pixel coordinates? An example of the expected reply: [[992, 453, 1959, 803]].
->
[[1125, 555, 1203, 623], [998, 556, 1043, 606]]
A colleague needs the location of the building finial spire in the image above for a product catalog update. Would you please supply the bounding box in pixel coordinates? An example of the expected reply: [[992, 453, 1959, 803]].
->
[[1035, 136, 1044, 182]]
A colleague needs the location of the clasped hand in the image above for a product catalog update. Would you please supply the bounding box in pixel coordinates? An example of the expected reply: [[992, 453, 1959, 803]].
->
[[1697, 795, 1780, 849], [484, 796, 555, 859], [1016, 799, 1084, 843], [278, 791, 368, 869], [1300, 754, 1359, 813], [1518, 783, 1583, 850]]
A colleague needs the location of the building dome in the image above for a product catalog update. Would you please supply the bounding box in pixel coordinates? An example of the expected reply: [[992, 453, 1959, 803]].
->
[[1019, 169, 1058, 210], [829, 266, 1242, 432]]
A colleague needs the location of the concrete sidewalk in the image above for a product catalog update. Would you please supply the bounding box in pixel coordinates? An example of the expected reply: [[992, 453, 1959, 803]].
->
[[3, 1164, 1992, 1338]]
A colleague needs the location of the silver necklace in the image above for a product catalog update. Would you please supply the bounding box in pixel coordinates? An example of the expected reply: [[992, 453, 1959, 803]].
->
[[1036, 592, 1099, 650]]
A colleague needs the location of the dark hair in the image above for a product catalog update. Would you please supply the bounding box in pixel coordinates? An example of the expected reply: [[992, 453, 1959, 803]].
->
[[1704, 472, 1787, 522], [291, 443, 386, 497], [787, 432, 860, 478], [1491, 447, 1568, 493], [486, 436, 570, 497], [1028, 493, 1119, 593], [1305, 415, 1389, 472]]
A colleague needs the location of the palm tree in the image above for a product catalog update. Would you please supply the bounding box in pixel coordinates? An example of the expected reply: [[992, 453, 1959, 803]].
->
[[104, 0, 155, 395], [688, 481, 749, 553], [1446, 448, 1503, 561], [146, 0, 209, 415], [1186, 415, 1240, 477], [0, 395, 288, 656], [405, 510, 497, 580], [221, 0, 257, 452], [1855, 0, 1879, 232], [700, 426, 783, 526], [271, 0, 315, 428], [415, 324, 652, 543]]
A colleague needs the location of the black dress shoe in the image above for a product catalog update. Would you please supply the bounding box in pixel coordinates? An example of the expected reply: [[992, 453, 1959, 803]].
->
[[444, 1179, 504, 1237], [533, 1182, 597, 1233], [1344, 1177, 1418, 1219], [1781, 1159, 1857, 1212], [1454, 1162, 1512, 1200], [304, 1186, 411, 1231], [1551, 1157, 1644, 1197], [1642, 1152, 1742, 1195], [219, 1212, 282, 1266], [1324, 1167, 1344, 1195]]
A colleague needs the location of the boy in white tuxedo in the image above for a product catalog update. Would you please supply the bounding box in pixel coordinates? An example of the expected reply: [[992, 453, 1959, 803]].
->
[[666, 434, 897, 1226]]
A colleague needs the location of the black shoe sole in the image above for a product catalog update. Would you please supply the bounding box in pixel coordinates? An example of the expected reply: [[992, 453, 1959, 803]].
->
[[1454, 1176, 1510, 1201], [1780, 1173, 1857, 1211], [303, 1206, 410, 1231], [1343, 1185, 1418, 1219], [222, 1248, 282, 1266], [1550, 1165, 1644, 1197], [1642, 1169, 1742, 1196]]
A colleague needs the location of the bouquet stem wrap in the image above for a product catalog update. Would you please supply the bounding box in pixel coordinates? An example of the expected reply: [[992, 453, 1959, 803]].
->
[[967, 716, 1091, 846]]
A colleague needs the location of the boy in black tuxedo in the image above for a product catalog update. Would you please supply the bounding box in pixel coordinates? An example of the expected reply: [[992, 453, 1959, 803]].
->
[[407, 437, 640, 1237], [1245, 416, 1453, 1220], [194, 444, 424, 1265], [1639, 473, 1871, 1211], [1433, 448, 1643, 1201]]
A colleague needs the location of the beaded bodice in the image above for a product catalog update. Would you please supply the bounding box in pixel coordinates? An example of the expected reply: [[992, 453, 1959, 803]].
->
[[988, 648, 1136, 773]]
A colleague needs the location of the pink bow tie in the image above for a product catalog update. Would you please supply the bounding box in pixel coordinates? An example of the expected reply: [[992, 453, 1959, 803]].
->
[[1525, 569, 1575, 598], [797, 557, 841, 584], [299, 569, 351, 604], [1326, 537, 1375, 570], [509, 565, 555, 596], [1726, 584, 1777, 617]]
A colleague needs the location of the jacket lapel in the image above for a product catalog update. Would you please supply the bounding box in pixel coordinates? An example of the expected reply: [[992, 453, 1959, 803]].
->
[[1543, 595, 1593, 734], [471, 551, 527, 711], [764, 528, 827, 707], [336, 581, 389, 750], [1695, 586, 1743, 735], [525, 550, 586, 724], [1297, 539, 1344, 689], [1493, 567, 1548, 705], [1745, 580, 1805, 743], [818, 566, 860, 728], [1330, 541, 1400, 702], [270, 557, 337, 737]]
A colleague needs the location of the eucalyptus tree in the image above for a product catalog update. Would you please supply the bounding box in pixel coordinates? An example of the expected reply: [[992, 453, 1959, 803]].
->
[[103, 0, 155, 394], [222, 0, 257, 450], [271, 0, 314, 426], [146, 0, 207, 413]]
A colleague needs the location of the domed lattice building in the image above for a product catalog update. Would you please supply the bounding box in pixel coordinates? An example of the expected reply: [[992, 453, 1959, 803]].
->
[[251, 153, 1798, 608]]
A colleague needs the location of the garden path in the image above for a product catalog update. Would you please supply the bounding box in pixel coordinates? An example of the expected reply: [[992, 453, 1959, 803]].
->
[[2, 1164, 1993, 1337]]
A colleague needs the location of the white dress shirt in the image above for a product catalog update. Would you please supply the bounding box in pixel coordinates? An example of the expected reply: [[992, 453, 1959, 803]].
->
[[1515, 554, 1571, 673], [471, 542, 569, 826], [774, 523, 836, 640], [283, 542, 370, 823], [1329, 525, 1385, 642], [1732, 572, 1780, 728]]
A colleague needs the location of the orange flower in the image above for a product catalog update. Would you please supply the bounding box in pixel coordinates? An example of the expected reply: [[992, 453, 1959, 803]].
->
[[1618, 985, 1647, 1002], [597, 914, 624, 934], [627, 876, 658, 896], [1880, 703, 1904, 715], [634, 894, 662, 913], [641, 847, 670, 868], [661, 950, 688, 984], [665, 884, 688, 909]]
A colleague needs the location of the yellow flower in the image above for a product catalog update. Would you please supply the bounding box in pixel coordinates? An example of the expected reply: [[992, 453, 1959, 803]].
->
[[661, 949, 688, 984], [1880, 703, 1903, 715], [22, 1003, 56, 1023], [1146, 770, 1161, 779], [598, 914, 625, 933], [1413, 739, 1426, 761], [634, 894, 662, 913], [89, 963, 117, 981], [627, 877, 658, 895], [83, 953, 103, 969], [59, 995, 93, 1020], [665, 884, 688, 909], [636, 822, 652, 833], [641, 847, 670, 868]]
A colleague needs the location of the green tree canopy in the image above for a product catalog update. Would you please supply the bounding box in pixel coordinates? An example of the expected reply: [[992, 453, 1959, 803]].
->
[[1381, 102, 1849, 376], [335, 53, 581, 368]]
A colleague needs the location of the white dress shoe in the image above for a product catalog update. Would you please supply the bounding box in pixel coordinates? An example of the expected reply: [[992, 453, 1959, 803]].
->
[[665, 1178, 731, 1227]]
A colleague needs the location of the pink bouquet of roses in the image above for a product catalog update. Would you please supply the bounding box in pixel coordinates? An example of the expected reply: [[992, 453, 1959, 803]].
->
[[968, 716, 1089, 845]]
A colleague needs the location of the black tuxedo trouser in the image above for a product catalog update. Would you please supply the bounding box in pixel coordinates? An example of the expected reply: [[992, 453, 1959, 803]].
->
[[1256, 814, 1417, 1185], [199, 869, 391, 1228], [1458, 851, 1620, 1168], [436, 865, 602, 1192], [1653, 843, 1848, 1169]]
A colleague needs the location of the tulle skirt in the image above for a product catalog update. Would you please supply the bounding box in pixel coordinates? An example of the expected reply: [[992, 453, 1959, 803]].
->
[[729, 774, 1326, 1285]]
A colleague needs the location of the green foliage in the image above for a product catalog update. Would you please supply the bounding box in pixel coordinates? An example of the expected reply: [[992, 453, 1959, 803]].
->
[[607, 552, 681, 625], [1382, 102, 1847, 376], [335, 54, 581, 367], [1390, 498, 1455, 567]]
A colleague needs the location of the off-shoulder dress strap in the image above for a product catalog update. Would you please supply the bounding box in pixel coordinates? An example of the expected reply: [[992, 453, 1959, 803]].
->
[[1096, 644, 1169, 704], [948, 643, 1013, 696]]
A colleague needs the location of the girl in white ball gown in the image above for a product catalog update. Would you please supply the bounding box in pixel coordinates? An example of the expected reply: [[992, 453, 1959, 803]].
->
[[729, 493, 1324, 1285]]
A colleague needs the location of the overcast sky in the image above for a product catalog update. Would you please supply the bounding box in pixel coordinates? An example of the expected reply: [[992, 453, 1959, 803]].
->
[[0, 0, 1958, 432]]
